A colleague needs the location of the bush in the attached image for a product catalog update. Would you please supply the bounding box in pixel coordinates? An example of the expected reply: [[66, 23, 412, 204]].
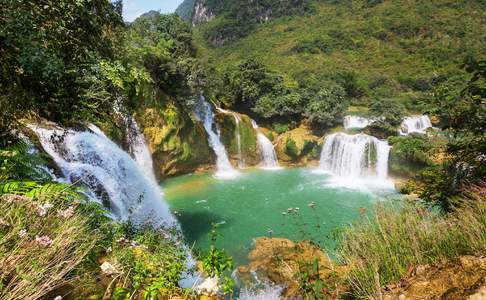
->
[[107, 223, 189, 299], [388, 136, 432, 176], [292, 38, 331, 54], [303, 83, 347, 127], [369, 98, 406, 127], [285, 138, 299, 160]]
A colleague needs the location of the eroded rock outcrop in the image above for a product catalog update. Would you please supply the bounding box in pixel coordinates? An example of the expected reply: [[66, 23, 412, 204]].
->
[[216, 111, 258, 167], [138, 95, 212, 178], [236, 237, 348, 299], [384, 256, 486, 300], [274, 124, 321, 166]]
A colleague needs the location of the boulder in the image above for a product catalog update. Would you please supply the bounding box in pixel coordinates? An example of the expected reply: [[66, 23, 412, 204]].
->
[[236, 237, 348, 299], [274, 124, 321, 166], [384, 256, 486, 300]]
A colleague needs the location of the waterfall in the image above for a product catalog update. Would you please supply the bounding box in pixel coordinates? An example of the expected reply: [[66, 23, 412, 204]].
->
[[251, 120, 280, 169], [195, 96, 239, 179], [319, 132, 390, 179], [233, 114, 245, 168], [29, 124, 177, 227], [216, 107, 245, 168], [343, 115, 370, 130], [399, 115, 432, 135], [238, 284, 283, 300]]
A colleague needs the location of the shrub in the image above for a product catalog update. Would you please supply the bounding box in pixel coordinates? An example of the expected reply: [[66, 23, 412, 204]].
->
[[285, 138, 299, 160], [273, 123, 290, 134], [107, 223, 189, 299], [388, 136, 432, 176], [303, 83, 347, 128], [369, 98, 406, 127]]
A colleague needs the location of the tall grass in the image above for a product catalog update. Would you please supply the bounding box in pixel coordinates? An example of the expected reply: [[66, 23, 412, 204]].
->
[[338, 184, 486, 299], [0, 192, 101, 299]]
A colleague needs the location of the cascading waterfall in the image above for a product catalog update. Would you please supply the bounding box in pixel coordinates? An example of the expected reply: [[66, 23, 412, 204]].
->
[[399, 115, 432, 135], [32, 122, 201, 288], [217, 107, 245, 168], [195, 96, 239, 179], [30, 124, 177, 227], [319, 132, 390, 179], [343, 115, 370, 130], [251, 120, 280, 169], [233, 114, 245, 168]]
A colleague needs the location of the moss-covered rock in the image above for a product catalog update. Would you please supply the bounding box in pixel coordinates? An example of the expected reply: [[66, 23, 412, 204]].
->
[[216, 111, 258, 166], [275, 124, 322, 166], [137, 94, 212, 178], [387, 135, 432, 178]]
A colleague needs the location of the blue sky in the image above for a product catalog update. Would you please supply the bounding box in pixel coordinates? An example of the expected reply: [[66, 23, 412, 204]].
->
[[123, 0, 184, 22]]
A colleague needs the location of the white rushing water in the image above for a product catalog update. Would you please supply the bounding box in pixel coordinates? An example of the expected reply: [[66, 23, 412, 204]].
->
[[31, 122, 201, 288], [318, 132, 391, 188], [30, 124, 177, 227], [343, 115, 370, 130], [217, 107, 245, 168], [195, 96, 239, 179], [238, 284, 283, 300], [399, 115, 432, 135], [251, 120, 280, 169]]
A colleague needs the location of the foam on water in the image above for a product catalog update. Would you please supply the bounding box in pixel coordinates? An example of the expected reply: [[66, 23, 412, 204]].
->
[[399, 115, 432, 135], [343, 115, 370, 130], [317, 132, 393, 190]]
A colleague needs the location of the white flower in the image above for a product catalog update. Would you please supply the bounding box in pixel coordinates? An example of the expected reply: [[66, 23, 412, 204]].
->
[[57, 206, 75, 219], [54, 296, 62, 300], [35, 235, 53, 247], [19, 229, 27, 238], [3, 194, 30, 203], [37, 203, 53, 216], [0, 219, 9, 227]]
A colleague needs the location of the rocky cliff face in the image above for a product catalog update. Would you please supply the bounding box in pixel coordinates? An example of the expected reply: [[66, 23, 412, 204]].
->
[[192, 0, 215, 26], [137, 94, 213, 178], [216, 111, 258, 167]]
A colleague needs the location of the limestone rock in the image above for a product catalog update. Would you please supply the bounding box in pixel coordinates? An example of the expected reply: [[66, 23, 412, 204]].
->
[[100, 261, 118, 276], [274, 124, 321, 166], [236, 237, 348, 299], [138, 95, 212, 178], [384, 256, 486, 300]]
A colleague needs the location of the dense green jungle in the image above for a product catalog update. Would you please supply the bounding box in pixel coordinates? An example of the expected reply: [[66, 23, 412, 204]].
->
[[0, 0, 485, 299]]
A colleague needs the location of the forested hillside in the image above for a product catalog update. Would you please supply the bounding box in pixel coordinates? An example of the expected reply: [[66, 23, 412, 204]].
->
[[182, 0, 486, 131]]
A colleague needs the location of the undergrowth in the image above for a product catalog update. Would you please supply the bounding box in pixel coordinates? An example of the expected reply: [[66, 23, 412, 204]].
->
[[338, 185, 486, 298]]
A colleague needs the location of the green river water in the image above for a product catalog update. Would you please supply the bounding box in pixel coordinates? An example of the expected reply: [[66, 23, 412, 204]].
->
[[163, 168, 395, 266]]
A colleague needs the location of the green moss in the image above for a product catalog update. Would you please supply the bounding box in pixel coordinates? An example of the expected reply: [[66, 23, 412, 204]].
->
[[367, 141, 378, 166], [387, 135, 435, 177], [284, 138, 299, 161], [217, 112, 258, 165], [138, 95, 212, 177]]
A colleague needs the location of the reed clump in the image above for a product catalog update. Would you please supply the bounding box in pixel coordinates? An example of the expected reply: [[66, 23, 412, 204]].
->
[[338, 184, 486, 298]]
